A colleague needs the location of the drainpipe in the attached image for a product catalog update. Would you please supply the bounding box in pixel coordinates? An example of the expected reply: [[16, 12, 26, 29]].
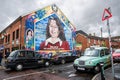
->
[[20, 16, 22, 49]]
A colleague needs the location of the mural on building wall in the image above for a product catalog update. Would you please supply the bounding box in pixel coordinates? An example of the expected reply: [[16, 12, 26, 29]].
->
[[25, 4, 76, 58]]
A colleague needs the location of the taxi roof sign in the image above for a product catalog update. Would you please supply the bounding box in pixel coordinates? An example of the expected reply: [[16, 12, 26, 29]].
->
[[102, 8, 112, 21]]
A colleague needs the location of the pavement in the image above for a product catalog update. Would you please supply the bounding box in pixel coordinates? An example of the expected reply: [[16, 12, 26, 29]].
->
[[92, 63, 120, 80]]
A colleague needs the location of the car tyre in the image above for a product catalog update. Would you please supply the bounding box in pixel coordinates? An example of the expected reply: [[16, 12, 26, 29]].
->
[[61, 59, 65, 64], [94, 65, 100, 73], [15, 64, 23, 71]]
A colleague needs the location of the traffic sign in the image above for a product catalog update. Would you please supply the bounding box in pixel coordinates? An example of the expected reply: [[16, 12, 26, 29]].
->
[[102, 8, 112, 21]]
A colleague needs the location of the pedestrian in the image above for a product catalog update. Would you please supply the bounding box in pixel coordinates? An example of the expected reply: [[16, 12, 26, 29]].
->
[[5, 49, 10, 58], [0, 52, 3, 66]]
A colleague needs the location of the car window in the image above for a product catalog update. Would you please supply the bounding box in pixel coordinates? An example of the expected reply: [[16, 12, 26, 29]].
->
[[84, 49, 99, 57], [26, 51, 34, 58], [100, 49, 104, 57], [59, 53, 68, 57], [35, 52, 42, 58], [9, 50, 17, 57], [17, 51, 25, 57], [115, 49, 120, 53], [105, 49, 110, 55], [63, 53, 70, 56], [62, 53, 67, 56]]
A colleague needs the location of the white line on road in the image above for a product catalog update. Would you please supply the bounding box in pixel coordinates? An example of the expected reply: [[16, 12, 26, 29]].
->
[[66, 64, 73, 68], [3, 70, 48, 80]]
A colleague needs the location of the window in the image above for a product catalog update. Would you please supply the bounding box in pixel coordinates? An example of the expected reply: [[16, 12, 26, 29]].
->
[[8, 34, 10, 43], [84, 49, 99, 57], [100, 50, 104, 57], [12, 31, 15, 40], [17, 51, 25, 57], [105, 49, 110, 55], [27, 51, 34, 58], [88, 39, 90, 43], [98, 40, 100, 44], [16, 29, 19, 39], [94, 40, 96, 44], [35, 52, 42, 58], [5, 36, 7, 43]]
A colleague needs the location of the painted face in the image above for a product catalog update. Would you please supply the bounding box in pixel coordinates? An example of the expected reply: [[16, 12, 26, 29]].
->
[[49, 20, 59, 38], [28, 31, 32, 36]]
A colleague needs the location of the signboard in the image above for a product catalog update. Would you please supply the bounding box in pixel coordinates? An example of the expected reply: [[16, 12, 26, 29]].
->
[[102, 8, 112, 21]]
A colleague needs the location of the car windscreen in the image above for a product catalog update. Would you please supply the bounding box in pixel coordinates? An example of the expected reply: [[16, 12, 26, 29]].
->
[[84, 49, 99, 57], [9, 50, 17, 57], [115, 49, 120, 53]]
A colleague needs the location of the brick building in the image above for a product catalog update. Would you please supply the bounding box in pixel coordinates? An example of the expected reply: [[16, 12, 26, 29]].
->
[[75, 30, 120, 52], [111, 36, 120, 48], [0, 4, 76, 57], [0, 16, 26, 57]]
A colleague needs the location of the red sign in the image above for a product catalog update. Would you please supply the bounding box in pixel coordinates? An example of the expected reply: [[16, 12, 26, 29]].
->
[[102, 8, 112, 21]]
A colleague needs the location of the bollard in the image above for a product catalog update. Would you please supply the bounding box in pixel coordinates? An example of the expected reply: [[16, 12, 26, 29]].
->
[[100, 62, 105, 80]]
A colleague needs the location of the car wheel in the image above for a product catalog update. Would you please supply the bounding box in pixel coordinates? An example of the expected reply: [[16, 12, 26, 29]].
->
[[94, 65, 100, 73], [61, 59, 65, 64], [44, 61, 50, 67], [16, 64, 23, 71]]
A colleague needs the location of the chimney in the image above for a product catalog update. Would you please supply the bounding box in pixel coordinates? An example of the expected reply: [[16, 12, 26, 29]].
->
[[89, 33, 92, 36], [93, 33, 95, 36]]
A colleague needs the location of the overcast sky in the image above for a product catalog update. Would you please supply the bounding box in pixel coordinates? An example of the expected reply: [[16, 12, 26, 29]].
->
[[0, 0, 120, 37]]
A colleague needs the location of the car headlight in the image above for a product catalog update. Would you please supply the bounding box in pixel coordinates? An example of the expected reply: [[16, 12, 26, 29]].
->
[[74, 59, 79, 64]]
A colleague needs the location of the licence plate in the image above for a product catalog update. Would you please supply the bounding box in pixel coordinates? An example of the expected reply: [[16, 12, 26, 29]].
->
[[38, 60, 43, 63], [77, 67, 85, 70]]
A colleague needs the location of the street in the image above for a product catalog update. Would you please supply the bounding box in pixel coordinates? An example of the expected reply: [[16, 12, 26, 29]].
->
[[0, 62, 94, 80]]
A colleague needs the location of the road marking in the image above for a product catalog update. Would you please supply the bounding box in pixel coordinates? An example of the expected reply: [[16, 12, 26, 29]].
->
[[66, 71, 74, 74], [3, 70, 48, 80], [66, 64, 73, 68], [68, 73, 77, 78], [114, 63, 118, 65]]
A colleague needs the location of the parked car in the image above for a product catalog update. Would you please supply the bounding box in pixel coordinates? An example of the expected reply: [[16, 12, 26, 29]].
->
[[73, 47, 111, 73], [113, 49, 120, 62], [5, 50, 51, 71], [52, 52, 78, 64]]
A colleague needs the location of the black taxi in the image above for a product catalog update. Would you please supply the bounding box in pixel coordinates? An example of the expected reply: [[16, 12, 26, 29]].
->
[[5, 50, 51, 71]]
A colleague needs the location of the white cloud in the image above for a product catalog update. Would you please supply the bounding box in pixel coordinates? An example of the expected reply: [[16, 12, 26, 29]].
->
[[0, 0, 120, 37]]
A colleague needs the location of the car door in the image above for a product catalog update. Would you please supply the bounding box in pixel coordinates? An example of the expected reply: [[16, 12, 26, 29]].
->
[[16, 51, 26, 66], [64, 52, 72, 62], [104, 49, 111, 66], [35, 52, 43, 65], [100, 49, 106, 65], [67, 52, 74, 61], [25, 51, 36, 67]]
